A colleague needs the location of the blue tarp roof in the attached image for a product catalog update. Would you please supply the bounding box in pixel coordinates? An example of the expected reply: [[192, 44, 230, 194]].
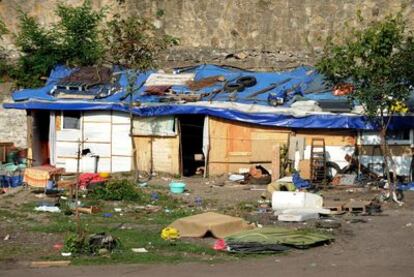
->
[[4, 64, 413, 130]]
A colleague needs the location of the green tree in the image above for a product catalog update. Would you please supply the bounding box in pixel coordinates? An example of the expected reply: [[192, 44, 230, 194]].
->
[[105, 14, 178, 180], [317, 14, 414, 195], [0, 17, 10, 79], [13, 0, 105, 87], [55, 0, 105, 66], [105, 15, 178, 70], [14, 12, 61, 87]]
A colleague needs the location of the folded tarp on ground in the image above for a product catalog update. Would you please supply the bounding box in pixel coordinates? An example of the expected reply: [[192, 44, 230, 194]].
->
[[169, 212, 254, 239], [225, 227, 333, 253]]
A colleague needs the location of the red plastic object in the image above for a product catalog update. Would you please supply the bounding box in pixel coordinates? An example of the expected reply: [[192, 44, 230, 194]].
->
[[213, 239, 227, 251], [53, 243, 64, 251]]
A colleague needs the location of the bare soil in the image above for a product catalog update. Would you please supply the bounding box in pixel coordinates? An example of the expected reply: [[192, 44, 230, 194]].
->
[[1, 177, 414, 277]]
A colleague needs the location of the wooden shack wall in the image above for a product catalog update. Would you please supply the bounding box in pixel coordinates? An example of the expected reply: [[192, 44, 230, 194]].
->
[[134, 136, 180, 175], [208, 117, 289, 175]]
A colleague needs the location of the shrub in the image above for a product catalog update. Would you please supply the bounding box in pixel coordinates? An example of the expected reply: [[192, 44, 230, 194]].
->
[[90, 179, 141, 201]]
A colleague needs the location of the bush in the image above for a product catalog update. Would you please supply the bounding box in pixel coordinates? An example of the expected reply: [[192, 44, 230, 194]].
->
[[90, 179, 141, 201], [13, 0, 105, 87]]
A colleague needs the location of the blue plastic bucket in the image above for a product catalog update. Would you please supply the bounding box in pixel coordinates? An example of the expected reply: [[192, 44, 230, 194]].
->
[[169, 182, 186, 194]]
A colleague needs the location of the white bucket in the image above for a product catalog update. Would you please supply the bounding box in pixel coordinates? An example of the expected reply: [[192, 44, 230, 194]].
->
[[271, 191, 323, 211]]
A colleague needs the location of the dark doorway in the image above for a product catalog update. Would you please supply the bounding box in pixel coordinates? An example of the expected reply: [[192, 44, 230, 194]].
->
[[32, 110, 50, 166], [179, 115, 205, 177]]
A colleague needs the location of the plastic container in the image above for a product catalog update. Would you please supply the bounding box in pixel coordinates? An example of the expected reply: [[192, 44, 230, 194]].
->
[[169, 182, 186, 194], [271, 191, 323, 211]]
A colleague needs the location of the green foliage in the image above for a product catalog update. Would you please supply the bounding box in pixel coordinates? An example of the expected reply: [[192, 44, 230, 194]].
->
[[90, 179, 142, 201], [55, 0, 105, 66], [316, 14, 414, 120], [0, 17, 10, 79], [0, 18, 8, 38], [105, 15, 179, 70], [13, 1, 105, 87], [13, 12, 61, 87], [63, 233, 89, 255]]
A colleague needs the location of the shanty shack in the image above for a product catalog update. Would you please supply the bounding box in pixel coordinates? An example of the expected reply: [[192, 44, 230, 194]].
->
[[4, 64, 414, 180]]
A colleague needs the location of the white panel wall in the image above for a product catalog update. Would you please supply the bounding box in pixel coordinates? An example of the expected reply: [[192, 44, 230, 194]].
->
[[304, 145, 355, 170], [112, 124, 131, 156], [55, 158, 78, 172], [112, 111, 130, 124], [83, 122, 111, 142], [111, 112, 132, 172], [56, 129, 81, 141], [360, 155, 412, 176], [111, 156, 132, 172], [53, 111, 133, 173]]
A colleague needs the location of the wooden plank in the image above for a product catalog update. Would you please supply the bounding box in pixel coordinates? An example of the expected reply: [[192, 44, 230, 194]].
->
[[271, 144, 280, 181], [152, 137, 180, 174], [55, 112, 61, 130], [134, 137, 151, 173], [30, 261, 71, 268], [228, 124, 251, 153], [299, 159, 311, 179], [251, 131, 288, 161]]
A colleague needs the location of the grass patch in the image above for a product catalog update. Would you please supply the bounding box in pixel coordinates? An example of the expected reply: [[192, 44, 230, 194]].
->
[[70, 228, 221, 265]]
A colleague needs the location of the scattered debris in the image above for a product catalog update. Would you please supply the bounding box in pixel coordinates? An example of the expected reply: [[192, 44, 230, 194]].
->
[[34, 206, 61, 213], [161, 227, 180, 241], [131, 248, 148, 253]]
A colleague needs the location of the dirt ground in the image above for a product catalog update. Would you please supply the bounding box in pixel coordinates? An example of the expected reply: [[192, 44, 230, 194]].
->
[[1, 176, 414, 277]]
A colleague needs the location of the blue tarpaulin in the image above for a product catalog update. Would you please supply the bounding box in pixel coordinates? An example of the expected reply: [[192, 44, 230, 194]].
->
[[4, 64, 413, 130]]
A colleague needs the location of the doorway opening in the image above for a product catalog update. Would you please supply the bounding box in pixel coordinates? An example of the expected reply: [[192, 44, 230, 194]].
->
[[31, 110, 50, 166], [179, 115, 205, 177]]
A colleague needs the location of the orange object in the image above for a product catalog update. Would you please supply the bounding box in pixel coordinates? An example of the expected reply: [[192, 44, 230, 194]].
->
[[333, 83, 354, 96]]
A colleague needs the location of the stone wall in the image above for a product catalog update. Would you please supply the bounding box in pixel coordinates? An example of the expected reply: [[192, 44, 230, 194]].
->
[[0, 0, 412, 147], [0, 83, 26, 147], [0, 0, 413, 69]]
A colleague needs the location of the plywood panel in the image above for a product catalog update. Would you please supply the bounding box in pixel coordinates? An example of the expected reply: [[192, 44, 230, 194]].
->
[[83, 111, 111, 122], [112, 124, 132, 156], [208, 117, 230, 173], [83, 122, 111, 142], [251, 131, 288, 161], [228, 124, 251, 153], [208, 117, 289, 175], [134, 137, 152, 173], [112, 156, 132, 172], [296, 131, 356, 147], [152, 137, 180, 174]]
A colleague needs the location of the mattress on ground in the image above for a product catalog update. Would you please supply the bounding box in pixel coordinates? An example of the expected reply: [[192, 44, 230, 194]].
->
[[169, 212, 254, 239]]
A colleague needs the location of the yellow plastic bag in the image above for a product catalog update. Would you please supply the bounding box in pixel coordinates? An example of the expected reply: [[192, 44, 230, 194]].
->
[[161, 227, 180, 241]]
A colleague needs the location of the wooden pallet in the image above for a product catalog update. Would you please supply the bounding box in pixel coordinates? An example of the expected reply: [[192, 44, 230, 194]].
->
[[344, 200, 371, 213], [323, 200, 346, 212]]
